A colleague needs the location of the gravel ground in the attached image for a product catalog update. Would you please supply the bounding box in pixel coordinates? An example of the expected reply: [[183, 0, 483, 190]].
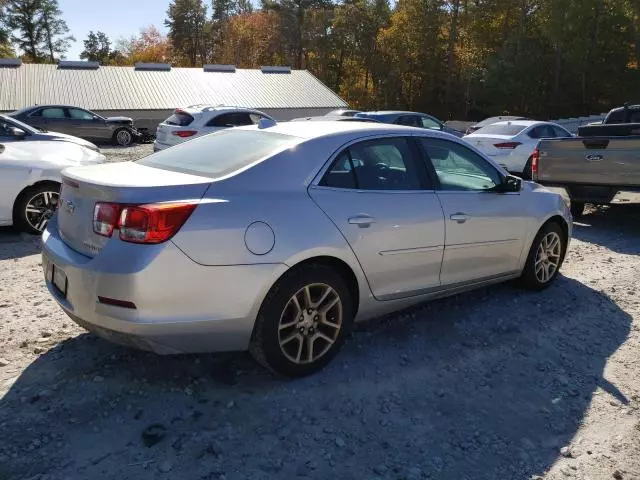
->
[[0, 146, 639, 480]]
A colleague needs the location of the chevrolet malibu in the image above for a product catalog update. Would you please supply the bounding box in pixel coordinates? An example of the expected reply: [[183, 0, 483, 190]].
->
[[42, 121, 572, 377]]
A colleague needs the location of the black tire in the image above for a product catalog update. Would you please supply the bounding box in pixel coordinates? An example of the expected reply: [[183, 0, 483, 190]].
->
[[249, 263, 354, 377], [570, 201, 585, 218], [522, 157, 533, 180], [113, 128, 134, 146], [520, 221, 566, 290], [13, 183, 60, 234]]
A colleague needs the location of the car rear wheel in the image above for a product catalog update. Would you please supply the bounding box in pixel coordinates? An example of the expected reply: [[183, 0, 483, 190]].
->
[[14, 183, 60, 234], [520, 222, 566, 290], [113, 128, 133, 146], [250, 263, 354, 377]]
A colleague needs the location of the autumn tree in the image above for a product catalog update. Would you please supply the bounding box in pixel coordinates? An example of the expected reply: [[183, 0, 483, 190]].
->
[[117, 26, 172, 64]]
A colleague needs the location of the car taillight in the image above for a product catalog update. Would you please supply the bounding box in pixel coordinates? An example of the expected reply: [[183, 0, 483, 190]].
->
[[93, 202, 122, 237], [119, 203, 196, 244], [172, 130, 198, 138], [494, 142, 522, 149], [531, 148, 539, 177]]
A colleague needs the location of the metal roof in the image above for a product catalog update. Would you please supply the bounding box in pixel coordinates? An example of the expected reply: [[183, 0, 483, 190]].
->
[[0, 63, 347, 111]]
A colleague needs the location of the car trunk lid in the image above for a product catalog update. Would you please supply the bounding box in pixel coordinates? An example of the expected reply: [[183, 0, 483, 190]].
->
[[465, 134, 516, 156], [58, 162, 212, 257]]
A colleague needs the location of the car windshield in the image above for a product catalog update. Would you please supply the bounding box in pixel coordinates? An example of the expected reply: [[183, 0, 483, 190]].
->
[[137, 129, 302, 178], [472, 124, 527, 136]]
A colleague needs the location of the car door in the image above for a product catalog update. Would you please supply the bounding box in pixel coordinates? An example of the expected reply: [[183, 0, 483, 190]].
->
[[417, 137, 528, 285], [308, 136, 445, 300], [66, 107, 103, 140], [39, 107, 70, 134]]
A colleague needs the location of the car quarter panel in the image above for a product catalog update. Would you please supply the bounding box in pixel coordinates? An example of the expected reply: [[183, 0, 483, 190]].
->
[[42, 217, 288, 353]]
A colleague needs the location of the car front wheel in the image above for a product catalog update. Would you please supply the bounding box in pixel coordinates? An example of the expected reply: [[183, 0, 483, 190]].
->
[[250, 263, 354, 377], [14, 183, 60, 234], [113, 128, 134, 146], [520, 222, 566, 290]]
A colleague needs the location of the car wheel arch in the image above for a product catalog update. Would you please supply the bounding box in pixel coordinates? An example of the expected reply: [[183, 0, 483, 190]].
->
[[279, 255, 362, 318]]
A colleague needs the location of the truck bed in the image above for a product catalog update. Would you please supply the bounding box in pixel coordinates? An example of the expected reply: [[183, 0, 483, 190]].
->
[[534, 136, 640, 205]]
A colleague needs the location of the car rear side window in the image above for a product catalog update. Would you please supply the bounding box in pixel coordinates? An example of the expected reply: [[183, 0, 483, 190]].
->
[[321, 138, 427, 191], [165, 111, 194, 126], [473, 124, 527, 136], [40, 108, 67, 119], [137, 129, 301, 178], [207, 112, 254, 127]]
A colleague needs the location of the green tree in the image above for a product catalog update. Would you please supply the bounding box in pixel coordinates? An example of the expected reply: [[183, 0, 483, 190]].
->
[[5, 0, 45, 62], [165, 0, 208, 66], [0, 0, 16, 57], [40, 0, 74, 62], [80, 31, 111, 63]]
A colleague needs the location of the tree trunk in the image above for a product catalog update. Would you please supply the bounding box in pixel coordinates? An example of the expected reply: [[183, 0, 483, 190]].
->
[[445, 0, 460, 118]]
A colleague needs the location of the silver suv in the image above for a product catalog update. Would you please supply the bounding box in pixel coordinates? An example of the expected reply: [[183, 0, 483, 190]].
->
[[154, 105, 274, 151]]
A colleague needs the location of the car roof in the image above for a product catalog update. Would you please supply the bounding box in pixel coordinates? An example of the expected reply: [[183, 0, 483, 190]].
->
[[291, 116, 379, 122], [239, 120, 447, 140], [179, 105, 264, 115], [487, 120, 555, 128]]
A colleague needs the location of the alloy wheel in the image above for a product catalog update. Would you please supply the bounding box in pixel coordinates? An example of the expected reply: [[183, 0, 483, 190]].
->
[[534, 231, 562, 283], [117, 130, 132, 146], [278, 283, 343, 365], [25, 191, 59, 232]]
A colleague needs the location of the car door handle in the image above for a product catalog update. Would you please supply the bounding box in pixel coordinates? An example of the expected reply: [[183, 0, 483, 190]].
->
[[348, 215, 376, 227], [450, 213, 469, 223]]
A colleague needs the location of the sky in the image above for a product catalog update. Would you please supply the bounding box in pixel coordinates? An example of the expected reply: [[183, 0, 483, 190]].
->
[[58, 0, 172, 60]]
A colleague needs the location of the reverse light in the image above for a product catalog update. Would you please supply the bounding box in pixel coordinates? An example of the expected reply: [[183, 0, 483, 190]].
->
[[494, 142, 522, 149], [118, 202, 197, 244], [172, 130, 198, 138], [531, 148, 540, 178]]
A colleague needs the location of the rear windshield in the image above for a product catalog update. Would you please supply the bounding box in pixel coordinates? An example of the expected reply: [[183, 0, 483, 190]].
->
[[164, 111, 194, 126], [472, 124, 527, 136], [137, 129, 301, 178]]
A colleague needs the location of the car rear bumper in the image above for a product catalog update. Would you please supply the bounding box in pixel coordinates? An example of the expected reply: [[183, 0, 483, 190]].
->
[[41, 217, 288, 354]]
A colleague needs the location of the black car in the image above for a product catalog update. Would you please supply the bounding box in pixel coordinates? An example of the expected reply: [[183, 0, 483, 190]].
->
[[9, 105, 140, 146]]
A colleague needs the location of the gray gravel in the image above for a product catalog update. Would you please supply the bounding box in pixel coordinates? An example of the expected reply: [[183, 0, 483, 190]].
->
[[0, 147, 639, 480]]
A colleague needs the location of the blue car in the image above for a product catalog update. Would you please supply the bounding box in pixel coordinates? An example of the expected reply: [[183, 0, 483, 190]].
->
[[354, 111, 464, 137]]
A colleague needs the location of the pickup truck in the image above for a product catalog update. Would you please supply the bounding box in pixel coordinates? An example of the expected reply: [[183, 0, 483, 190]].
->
[[532, 136, 640, 216]]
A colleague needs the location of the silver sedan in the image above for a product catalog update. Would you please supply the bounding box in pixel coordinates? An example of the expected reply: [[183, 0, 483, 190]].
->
[[41, 121, 572, 377]]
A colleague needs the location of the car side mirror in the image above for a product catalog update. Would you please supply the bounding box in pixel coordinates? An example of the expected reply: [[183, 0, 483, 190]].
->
[[500, 174, 522, 193], [9, 127, 27, 139]]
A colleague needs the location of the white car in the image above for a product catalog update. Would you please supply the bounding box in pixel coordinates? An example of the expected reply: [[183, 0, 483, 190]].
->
[[0, 141, 105, 233], [463, 120, 573, 178], [154, 105, 274, 151]]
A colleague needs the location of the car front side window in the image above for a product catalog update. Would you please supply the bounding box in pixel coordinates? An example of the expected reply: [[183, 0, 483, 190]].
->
[[419, 138, 502, 192], [68, 108, 94, 120]]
